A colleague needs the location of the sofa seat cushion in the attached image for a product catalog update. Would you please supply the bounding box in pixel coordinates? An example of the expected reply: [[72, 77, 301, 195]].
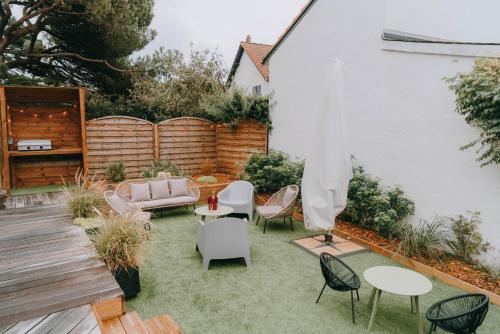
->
[[256, 205, 283, 218], [107, 193, 134, 216], [135, 196, 196, 209], [129, 210, 151, 222]]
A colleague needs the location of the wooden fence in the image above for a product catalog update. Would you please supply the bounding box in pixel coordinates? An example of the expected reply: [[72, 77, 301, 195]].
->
[[158, 118, 217, 175], [216, 120, 268, 175], [85, 116, 267, 178], [86, 116, 155, 178]]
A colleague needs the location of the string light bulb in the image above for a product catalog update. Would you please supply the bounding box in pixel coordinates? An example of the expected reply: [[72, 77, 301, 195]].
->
[[33, 113, 38, 118], [49, 114, 53, 119], [19, 109, 24, 113], [63, 111, 68, 116]]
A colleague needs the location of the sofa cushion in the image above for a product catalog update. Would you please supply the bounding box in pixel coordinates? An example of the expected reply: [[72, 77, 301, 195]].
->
[[130, 183, 151, 202], [107, 193, 133, 215], [256, 205, 283, 218], [129, 210, 151, 222], [169, 178, 190, 197], [282, 187, 297, 207], [135, 196, 196, 209], [149, 180, 170, 200]]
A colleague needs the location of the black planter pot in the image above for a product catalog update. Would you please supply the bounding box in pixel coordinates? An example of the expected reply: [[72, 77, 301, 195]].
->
[[113, 267, 141, 299]]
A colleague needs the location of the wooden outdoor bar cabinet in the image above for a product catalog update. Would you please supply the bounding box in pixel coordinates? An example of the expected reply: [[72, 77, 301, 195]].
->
[[0, 86, 88, 194]]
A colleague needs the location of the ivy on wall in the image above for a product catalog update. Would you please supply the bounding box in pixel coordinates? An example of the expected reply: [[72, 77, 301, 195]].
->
[[448, 59, 500, 166]]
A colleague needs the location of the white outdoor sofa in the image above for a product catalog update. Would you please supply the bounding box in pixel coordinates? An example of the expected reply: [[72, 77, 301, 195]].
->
[[196, 217, 251, 271], [115, 176, 200, 211]]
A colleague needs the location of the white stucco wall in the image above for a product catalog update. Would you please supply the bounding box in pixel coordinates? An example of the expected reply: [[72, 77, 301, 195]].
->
[[268, 0, 500, 261], [231, 52, 269, 95]]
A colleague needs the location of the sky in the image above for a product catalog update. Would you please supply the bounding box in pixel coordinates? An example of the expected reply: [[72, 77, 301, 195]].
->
[[384, 0, 500, 43], [139, 0, 500, 67], [137, 0, 306, 66]]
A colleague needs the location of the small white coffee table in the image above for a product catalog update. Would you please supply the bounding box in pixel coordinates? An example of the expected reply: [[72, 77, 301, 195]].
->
[[195, 205, 234, 222], [364, 266, 432, 334]]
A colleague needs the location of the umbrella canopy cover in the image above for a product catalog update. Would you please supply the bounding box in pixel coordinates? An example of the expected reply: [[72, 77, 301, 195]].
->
[[302, 57, 353, 231]]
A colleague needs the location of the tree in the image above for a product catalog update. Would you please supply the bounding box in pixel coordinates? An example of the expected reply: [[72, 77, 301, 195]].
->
[[0, 0, 155, 93], [122, 47, 227, 121]]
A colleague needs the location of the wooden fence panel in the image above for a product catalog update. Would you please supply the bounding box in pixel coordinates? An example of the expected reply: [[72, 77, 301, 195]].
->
[[158, 117, 217, 175], [86, 116, 154, 178], [216, 120, 268, 176]]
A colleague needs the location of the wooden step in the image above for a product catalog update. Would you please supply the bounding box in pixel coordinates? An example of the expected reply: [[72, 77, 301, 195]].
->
[[99, 312, 182, 334], [100, 311, 149, 334], [119, 312, 148, 334], [143, 315, 182, 334]]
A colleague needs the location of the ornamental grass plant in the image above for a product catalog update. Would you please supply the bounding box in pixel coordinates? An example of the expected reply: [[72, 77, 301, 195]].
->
[[90, 213, 150, 273], [63, 170, 107, 218], [397, 217, 448, 262], [105, 161, 126, 183]]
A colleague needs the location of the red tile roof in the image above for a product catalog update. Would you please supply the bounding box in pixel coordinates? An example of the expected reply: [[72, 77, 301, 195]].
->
[[227, 42, 272, 85], [240, 42, 273, 81]]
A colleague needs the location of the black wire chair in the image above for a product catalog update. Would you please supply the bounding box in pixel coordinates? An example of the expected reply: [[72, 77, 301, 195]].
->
[[426, 293, 489, 334], [316, 253, 361, 323]]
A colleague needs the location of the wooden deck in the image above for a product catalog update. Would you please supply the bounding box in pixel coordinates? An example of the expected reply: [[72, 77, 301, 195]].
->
[[0, 204, 123, 328], [0, 304, 101, 334]]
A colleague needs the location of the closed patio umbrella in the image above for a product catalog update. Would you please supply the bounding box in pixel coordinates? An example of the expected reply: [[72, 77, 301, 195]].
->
[[302, 57, 352, 234]]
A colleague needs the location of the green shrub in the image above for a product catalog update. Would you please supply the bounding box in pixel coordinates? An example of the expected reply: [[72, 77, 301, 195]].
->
[[197, 176, 218, 184], [340, 166, 415, 238], [397, 218, 447, 262], [64, 171, 107, 218], [444, 211, 491, 264], [201, 87, 272, 131], [105, 161, 126, 183], [142, 159, 188, 178], [90, 214, 150, 273], [447, 59, 500, 166], [241, 150, 304, 194]]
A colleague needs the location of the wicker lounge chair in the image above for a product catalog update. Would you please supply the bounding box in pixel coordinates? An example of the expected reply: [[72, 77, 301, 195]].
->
[[104, 190, 152, 230], [115, 176, 200, 212], [255, 185, 299, 233]]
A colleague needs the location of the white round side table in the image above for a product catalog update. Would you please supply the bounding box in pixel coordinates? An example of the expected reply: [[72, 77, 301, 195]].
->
[[363, 266, 432, 334], [194, 205, 234, 222]]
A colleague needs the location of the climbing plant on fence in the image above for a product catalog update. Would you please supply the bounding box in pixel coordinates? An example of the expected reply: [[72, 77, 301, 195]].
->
[[448, 59, 500, 166]]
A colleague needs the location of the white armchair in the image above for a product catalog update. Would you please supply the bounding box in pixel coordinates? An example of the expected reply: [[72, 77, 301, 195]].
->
[[217, 181, 254, 221], [196, 218, 251, 271]]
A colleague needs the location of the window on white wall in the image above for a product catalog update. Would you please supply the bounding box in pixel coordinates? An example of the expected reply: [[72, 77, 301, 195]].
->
[[252, 85, 262, 96]]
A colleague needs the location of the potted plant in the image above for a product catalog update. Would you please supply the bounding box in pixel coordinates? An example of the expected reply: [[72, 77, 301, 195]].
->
[[90, 214, 149, 298]]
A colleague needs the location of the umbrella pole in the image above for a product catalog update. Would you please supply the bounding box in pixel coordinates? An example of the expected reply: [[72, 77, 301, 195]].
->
[[324, 230, 333, 243], [319, 229, 341, 248]]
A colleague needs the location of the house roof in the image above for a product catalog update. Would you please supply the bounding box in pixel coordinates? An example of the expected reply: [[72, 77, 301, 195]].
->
[[227, 42, 273, 85], [262, 0, 318, 64]]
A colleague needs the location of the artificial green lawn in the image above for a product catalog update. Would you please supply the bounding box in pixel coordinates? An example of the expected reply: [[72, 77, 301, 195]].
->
[[10, 185, 62, 195], [127, 209, 500, 333]]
